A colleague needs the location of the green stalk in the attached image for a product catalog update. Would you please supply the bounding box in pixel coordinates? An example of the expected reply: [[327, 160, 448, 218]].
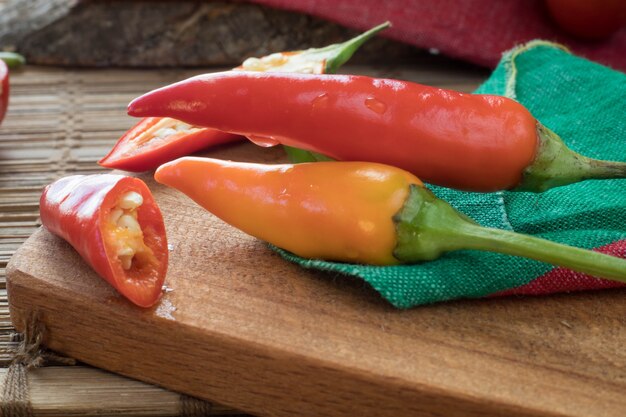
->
[[516, 124, 626, 192], [283, 146, 333, 163], [282, 22, 391, 163], [316, 21, 391, 74], [0, 52, 25, 69], [394, 185, 626, 283]]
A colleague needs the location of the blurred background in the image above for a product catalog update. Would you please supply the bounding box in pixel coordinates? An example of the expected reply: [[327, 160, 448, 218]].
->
[[1, 0, 625, 70]]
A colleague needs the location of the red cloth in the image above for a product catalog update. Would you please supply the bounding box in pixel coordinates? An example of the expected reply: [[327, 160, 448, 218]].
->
[[495, 241, 626, 296], [249, 0, 626, 71]]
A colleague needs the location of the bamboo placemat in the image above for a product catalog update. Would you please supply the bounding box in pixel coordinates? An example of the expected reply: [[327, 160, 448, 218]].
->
[[0, 64, 485, 416]]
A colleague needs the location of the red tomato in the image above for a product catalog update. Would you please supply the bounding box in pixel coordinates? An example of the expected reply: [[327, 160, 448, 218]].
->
[[99, 117, 241, 172], [546, 0, 626, 40]]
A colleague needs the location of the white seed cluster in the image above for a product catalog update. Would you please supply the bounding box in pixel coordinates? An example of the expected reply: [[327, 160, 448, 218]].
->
[[110, 191, 144, 270], [242, 53, 287, 71], [153, 121, 194, 140]]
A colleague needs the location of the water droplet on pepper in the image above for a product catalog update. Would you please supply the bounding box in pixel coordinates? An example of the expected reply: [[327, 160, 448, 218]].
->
[[365, 97, 387, 114], [247, 134, 280, 147], [312, 93, 330, 109]]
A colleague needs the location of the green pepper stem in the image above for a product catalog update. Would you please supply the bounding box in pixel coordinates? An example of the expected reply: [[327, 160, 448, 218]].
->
[[456, 223, 626, 282], [394, 185, 626, 283], [321, 22, 391, 74], [283, 146, 333, 163], [516, 124, 626, 192], [0, 52, 26, 69]]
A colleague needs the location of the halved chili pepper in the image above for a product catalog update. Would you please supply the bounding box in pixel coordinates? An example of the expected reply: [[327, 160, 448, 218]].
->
[[129, 71, 626, 193], [98, 117, 237, 172], [155, 157, 626, 283], [40, 174, 168, 307], [0, 52, 25, 125], [99, 23, 390, 172]]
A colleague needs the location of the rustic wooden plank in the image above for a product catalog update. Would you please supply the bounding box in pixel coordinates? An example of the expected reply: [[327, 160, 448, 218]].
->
[[0, 366, 240, 416]]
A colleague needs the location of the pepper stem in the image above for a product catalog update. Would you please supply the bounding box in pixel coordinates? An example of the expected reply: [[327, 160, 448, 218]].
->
[[393, 185, 626, 283], [321, 22, 391, 74], [0, 52, 25, 69], [516, 124, 626, 192], [283, 146, 334, 162]]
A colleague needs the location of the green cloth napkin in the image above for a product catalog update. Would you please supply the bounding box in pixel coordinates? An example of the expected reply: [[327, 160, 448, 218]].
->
[[276, 41, 626, 308]]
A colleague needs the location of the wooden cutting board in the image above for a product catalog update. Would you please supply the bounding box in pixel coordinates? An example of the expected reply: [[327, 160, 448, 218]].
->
[[6, 142, 626, 417]]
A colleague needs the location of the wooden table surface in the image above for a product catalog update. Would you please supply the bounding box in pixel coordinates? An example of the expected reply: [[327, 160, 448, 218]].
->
[[3, 62, 625, 417]]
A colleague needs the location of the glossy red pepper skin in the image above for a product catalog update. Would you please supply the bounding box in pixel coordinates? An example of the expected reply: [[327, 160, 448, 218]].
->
[[98, 117, 239, 172], [40, 174, 168, 307], [128, 72, 539, 192], [0, 59, 8, 125]]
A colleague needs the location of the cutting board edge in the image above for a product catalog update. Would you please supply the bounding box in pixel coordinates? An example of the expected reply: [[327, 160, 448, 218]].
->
[[5, 239, 568, 417]]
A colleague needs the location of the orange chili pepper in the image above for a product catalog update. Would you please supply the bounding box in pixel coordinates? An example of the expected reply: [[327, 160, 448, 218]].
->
[[155, 157, 626, 283], [157, 157, 416, 265]]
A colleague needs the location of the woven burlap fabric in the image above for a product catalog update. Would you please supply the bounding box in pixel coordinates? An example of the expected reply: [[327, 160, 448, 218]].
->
[[277, 42, 626, 308]]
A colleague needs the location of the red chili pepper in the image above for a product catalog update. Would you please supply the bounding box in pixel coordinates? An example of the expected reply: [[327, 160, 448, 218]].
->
[[0, 60, 8, 125], [40, 174, 168, 307], [100, 23, 390, 172], [129, 71, 626, 192], [0, 52, 26, 125], [98, 117, 238, 172]]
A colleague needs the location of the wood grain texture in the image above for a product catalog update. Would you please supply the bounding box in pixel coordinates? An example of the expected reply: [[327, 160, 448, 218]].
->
[[0, 366, 239, 416], [6, 139, 626, 417]]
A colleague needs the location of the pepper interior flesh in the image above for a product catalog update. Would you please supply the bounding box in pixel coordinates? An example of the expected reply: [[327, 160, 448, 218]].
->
[[129, 119, 201, 156], [105, 191, 157, 274]]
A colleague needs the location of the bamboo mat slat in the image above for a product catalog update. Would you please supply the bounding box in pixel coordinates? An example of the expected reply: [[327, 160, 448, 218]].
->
[[0, 64, 485, 416]]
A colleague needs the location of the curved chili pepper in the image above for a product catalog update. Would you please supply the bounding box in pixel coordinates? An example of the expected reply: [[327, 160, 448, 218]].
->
[[155, 157, 626, 283], [0, 53, 26, 125], [130, 71, 626, 192], [100, 23, 390, 172], [40, 174, 168, 307]]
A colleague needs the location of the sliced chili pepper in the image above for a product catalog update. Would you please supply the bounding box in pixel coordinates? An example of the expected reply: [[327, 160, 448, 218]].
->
[[0, 53, 24, 125], [40, 174, 168, 307], [130, 71, 626, 192], [155, 157, 626, 283], [100, 23, 391, 172], [98, 117, 238, 172]]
